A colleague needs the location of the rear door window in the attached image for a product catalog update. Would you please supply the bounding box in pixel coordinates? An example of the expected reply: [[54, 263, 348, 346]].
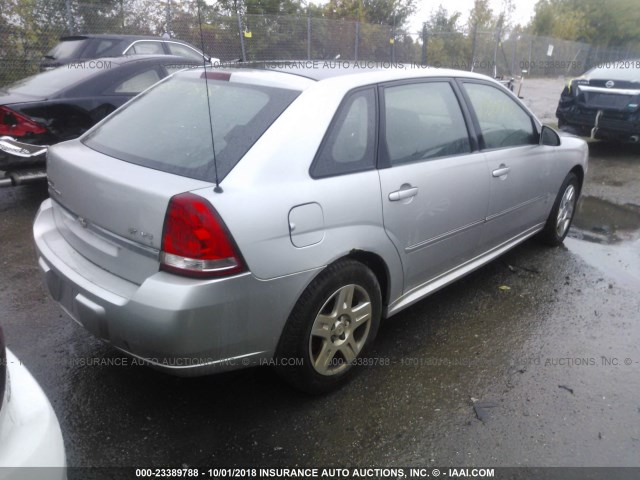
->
[[83, 73, 301, 182], [166, 42, 204, 61], [127, 41, 164, 55], [93, 39, 119, 56]]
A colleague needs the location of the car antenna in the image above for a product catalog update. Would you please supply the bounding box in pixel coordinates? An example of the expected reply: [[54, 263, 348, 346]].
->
[[196, 0, 223, 193]]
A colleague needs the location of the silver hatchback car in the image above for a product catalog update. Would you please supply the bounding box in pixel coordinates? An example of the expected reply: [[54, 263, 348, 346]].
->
[[34, 64, 588, 393]]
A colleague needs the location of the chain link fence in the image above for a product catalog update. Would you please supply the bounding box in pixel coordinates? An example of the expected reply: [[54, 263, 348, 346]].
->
[[2, 0, 639, 87]]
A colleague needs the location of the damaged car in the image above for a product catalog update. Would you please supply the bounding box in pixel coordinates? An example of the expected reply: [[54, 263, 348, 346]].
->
[[556, 61, 640, 142], [0, 54, 199, 187]]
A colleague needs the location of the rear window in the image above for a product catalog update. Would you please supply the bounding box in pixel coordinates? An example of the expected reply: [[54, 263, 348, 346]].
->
[[5, 65, 105, 96], [83, 74, 301, 182], [45, 39, 86, 60]]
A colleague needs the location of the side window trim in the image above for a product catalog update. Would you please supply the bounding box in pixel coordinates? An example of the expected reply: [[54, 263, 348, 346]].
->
[[456, 78, 540, 151], [309, 85, 378, 179], [376, 77, 476, 169], [449, 79, 481, 152]]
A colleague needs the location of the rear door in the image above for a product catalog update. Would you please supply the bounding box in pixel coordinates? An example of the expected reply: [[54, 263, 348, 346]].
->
[[377, 79, 490, 293], [459, 80, 554, 250]]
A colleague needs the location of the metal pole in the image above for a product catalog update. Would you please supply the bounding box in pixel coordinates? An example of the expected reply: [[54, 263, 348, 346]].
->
[[65, 0, 75, 35], [470, 23, 477, 71], [307, 9, 311, 60], [492, 21, 501, 77], [237, 11, 247, 61], [511, 36, 518, 76], [390, 12, 396, 63], [421, 22, 427, 66], [119, 0, 125, 31], [355, 21, 359, 62], [166, 0, 172, 36]]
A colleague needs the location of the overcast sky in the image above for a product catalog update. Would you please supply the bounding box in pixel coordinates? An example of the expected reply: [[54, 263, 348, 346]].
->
[[410, 0, 536, 32]]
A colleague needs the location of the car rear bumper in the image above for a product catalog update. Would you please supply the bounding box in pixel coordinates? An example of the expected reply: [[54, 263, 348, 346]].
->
[[0, 350, 66, 479], [34, 198, 318, 376], [557, 105, 640, 139]]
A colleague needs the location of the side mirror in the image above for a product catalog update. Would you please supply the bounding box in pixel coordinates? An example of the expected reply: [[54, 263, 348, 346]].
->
[[540, 125, 561, 146]]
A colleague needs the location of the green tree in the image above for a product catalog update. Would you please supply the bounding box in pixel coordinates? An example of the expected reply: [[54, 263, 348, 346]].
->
[[324, 0, 416, 28], [425, 6, 469, 67], [529, 0, 640, 46], [468, 0, 493, 31]]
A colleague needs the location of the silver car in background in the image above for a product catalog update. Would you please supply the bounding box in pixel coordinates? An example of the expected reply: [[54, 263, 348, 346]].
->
[[34, 65, 588, 393]]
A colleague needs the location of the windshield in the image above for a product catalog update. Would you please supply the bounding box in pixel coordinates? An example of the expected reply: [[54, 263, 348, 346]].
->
[[83, 73, 301, 182]]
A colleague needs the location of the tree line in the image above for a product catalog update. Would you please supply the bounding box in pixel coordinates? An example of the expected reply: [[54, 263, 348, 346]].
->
[[1, 0, 638, 86]]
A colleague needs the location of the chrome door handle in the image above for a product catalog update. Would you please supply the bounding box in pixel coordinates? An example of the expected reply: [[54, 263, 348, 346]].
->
[[389, 187, 418, 201], [492, 165, 510, 177]]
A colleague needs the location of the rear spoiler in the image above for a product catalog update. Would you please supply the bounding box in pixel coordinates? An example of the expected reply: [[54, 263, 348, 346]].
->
[[59, 35, 90, 41]]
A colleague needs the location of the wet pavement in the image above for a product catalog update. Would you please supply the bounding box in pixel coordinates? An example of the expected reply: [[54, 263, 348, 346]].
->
[[1, 83, 640, 476]]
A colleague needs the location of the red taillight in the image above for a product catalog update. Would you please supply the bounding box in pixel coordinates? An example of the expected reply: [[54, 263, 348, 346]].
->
[[160, 193, 245, 278], [0, 106, 47, 137]]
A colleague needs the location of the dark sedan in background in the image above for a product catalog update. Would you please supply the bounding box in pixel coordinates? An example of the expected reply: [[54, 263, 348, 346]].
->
[[40, 33, 217, 71], [0, 54, 200, 186], [556, 61, 640, 142]]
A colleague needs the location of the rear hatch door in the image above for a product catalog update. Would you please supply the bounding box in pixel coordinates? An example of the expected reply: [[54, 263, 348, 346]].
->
[[47, 140, 212, 285]]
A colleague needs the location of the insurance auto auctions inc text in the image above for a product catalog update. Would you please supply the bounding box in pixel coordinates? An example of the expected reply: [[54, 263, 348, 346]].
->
[[251, 468, 495, 478]]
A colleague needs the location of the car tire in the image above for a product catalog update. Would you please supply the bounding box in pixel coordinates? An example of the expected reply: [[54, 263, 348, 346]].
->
[[274, 259, 382, 394], [538, 172, 579, 246]]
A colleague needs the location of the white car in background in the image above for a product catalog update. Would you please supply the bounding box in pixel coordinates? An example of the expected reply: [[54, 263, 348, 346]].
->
[[0, 325, 66, 480]]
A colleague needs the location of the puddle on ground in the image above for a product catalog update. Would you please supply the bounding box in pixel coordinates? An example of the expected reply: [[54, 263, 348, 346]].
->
[[564, 236, 640, 289], [566, 196, 640, 289], [570, 196, 640, 244]]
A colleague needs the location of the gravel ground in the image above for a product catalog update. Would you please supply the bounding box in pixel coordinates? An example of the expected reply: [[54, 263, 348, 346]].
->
[[518, 76, 567, 125]]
